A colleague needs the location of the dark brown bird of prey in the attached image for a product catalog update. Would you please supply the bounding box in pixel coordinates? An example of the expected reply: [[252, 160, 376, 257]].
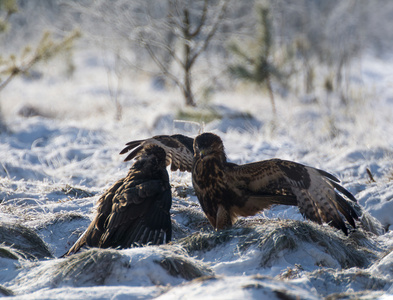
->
[[120, 132, 359, 235], [63, 144, 172, 256]]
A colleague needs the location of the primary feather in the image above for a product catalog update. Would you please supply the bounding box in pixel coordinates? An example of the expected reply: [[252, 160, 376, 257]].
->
[[120, 134, 194, 172]]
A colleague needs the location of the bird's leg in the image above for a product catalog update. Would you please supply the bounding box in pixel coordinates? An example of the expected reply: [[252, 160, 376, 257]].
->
[[215, 204, 233, 230]]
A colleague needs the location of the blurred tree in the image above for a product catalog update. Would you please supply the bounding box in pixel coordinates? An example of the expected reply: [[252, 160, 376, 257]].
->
[[67, 0, 393, 112], [0, 0, 17, 32], [268, 0, 393, 103], [228, 6, 282, 116], [0, 0, 17, 131], [0, 0, 80, 131], [137, 0, 229, 106], [71, 0, 236, 107], [0, 31, 80, 92]]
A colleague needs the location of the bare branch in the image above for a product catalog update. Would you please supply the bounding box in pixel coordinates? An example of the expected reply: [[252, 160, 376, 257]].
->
[[138, 31, 183, 89], [0, 69, 18, 92], [188, 0, 229, 68], [189, 0, 208, 38], [0, 30, 80, 93]]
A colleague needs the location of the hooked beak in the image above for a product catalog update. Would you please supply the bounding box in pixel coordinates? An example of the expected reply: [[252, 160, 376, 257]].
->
[[200, 149, 206, 159]]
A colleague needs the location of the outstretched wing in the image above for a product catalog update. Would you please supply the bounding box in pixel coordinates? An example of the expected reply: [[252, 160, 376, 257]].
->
[[120, 134, 194, 172], [230, 159, 358, 235]]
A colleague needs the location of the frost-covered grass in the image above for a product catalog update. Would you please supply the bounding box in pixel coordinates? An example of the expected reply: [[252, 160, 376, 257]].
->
[[0, 49, 393, 299]]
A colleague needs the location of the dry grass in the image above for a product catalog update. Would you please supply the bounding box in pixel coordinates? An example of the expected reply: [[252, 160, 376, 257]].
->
[[52, 248, 124, 286], [178, 218, 381, 269], [0, 222, 52, 260], [157, 254, 213, 280], [48, 246, 213, 287], [0, 285, 14, 297], [0, 245, 28, 260], [308, 268, 392, 298], [60, 184, 95, 199]]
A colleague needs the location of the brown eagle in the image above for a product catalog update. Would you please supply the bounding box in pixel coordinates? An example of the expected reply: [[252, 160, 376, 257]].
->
[[120, 132, 359, 235], [63, 144, 172, 256]]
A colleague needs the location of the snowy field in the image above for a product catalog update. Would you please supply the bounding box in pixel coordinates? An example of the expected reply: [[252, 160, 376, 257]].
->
[[1, 49, 393, 299]]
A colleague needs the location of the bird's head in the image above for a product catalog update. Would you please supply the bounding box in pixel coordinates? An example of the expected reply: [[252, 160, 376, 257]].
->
[[136, 144, 167, 170], [194, 132, 226, 162]]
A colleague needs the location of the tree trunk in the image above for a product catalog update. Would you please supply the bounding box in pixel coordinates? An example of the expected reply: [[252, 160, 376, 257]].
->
[[183, 63, 196, 107], [182, 8, 196, 107], [0, 104, 7, 133], [266, 74, 276, 117]]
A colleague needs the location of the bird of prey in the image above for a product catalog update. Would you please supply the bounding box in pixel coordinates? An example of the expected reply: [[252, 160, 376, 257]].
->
[[120, 132, 359, 235], [63, 144, 172, 256]]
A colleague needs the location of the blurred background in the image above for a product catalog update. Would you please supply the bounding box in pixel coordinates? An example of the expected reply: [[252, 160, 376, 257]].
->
[[1, 0, 393, 138]]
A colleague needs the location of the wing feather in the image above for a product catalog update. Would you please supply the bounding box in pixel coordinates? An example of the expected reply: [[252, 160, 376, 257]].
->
[[99, 179, 171, 248], [62, 145, 172, 256], [315, 168, 340, 182], [334, 193, 357, 228], [229, 158, 359, 234], [328, 180, 357, 202], [315, 168, 357, 202], [60, 179, 125, 257], [119, 140, 144, 155], [120, 135, 194, 172]]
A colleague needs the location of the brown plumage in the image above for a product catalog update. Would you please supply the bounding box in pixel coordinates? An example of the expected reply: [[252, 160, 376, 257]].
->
[[63, 145, 172, 256], [121, 133, 359, 235], [120, 134, 194, 172]]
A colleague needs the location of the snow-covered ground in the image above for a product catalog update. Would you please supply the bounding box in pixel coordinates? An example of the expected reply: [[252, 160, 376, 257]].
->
[[1, 50, 393, 299]]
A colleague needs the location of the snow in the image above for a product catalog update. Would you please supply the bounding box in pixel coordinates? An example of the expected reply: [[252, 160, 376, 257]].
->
[[1, 50, 393, 299]]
